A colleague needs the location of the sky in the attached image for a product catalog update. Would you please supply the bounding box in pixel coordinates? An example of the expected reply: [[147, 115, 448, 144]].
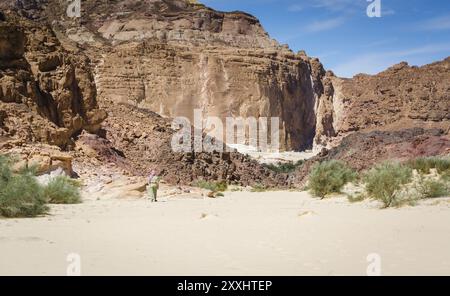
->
[[201, 0, 450, 77]]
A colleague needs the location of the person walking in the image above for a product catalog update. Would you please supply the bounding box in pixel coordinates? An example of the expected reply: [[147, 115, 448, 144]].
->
[[147, 170, 161, 202]]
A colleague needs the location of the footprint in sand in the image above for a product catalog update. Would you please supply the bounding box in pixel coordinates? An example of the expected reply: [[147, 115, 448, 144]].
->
[[298, 210, 317, 218], [199, 213, 219, 220], [0, 236, 46, 242]]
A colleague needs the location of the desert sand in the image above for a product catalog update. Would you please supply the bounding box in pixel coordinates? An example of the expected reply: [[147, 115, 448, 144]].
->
[[1, 191, 450, 276]]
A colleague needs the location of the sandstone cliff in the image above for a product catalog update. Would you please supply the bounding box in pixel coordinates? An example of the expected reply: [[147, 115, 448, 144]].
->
[[2, 0, 320, 151], [3, 0, 448, 154], [315, 59, 450, 148], [0, 11, 106, 148], [1, 0, 449, 187]]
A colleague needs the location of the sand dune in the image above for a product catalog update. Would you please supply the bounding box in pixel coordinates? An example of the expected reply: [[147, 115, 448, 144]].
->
[[1, 191, 450, 276]]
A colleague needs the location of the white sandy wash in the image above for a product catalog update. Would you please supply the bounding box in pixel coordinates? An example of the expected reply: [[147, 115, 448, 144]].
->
[[1, 191, 450, 276]]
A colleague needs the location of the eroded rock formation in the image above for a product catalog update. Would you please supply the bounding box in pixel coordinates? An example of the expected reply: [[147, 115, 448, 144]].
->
[[2, 0, 321, 151], [0, 11, 106, 148], [0, 0, 449, 187], [314, 59, 450, 148]]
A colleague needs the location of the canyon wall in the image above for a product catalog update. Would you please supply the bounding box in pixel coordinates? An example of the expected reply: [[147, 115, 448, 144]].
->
[[3, 0, 321, 151], [314, 59, 450, 148], [1, 0, 449, 154], [0, 11, 106, 148]]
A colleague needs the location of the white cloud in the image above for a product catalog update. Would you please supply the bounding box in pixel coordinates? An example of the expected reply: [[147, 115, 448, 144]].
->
[[288, 4, 303, 12], [305, 17, 346, 32], [310, 0, 365, 12], [333, 43, 450, 77], [420, 15, 450, 30], [361, 38, 398, 48]]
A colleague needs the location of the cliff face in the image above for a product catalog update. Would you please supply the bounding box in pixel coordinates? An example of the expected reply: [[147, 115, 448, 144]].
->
[[86, 0, 321, 151], [2, 0, 320, 151], [94, 43, 318, 151], [0, 11, 106, 148], [314, 59, 450, 148], [1, 0, 448, 155]]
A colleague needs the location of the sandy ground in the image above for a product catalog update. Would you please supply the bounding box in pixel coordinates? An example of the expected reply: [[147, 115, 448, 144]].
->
[[1, 191, 450, 276]]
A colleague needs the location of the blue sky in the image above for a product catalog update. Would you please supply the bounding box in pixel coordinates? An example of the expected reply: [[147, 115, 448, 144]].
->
[[201, 0, 450, 77]]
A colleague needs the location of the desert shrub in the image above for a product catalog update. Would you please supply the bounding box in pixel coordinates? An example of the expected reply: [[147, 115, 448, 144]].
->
[[43, 176, 82, 204], [195, 180, 228, 192], [442, 171, 450, 182], [0, 155, 12, 185], [308, 160, 357, 198], [264, 160, 304, 173], [407, 156, 450, 174], [416, 177, 449, 199], [363, 162, 413, 208], [0, 157, 48, 217]]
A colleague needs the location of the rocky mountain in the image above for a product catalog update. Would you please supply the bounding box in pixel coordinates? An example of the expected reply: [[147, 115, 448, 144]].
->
[[0, 0, 449, 186], [0, 10, 106, 148], [315, 59, 450, 148], [2, 0, 322, 151]]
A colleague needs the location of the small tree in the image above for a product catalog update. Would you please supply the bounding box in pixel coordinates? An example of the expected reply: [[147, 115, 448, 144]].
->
[[407, 156, 450, 174], [364, 162, 412, 208], [0, 157, 48, 218], [308, 160, 357, 199], [416, 176, 449, 199], [44, 176, 82, 204]]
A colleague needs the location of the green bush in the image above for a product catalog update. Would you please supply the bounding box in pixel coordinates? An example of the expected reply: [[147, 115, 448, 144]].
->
[[43, 176, 82, 204], [364, 162, 413, 208], [407, 156, 450, 174], [195, 180, 228, 192], [0, 155, 82, 217], [416, 177, 449, 199], [442, 171, 450, 182], [0, 157, 48, 218], [264, 160, 304, 173], [308, 160, 357, 198], [0, 155, 12, 185]]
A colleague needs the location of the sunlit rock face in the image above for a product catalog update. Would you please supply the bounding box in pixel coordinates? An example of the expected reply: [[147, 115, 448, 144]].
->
[[2, 0, 448, 152], [314, 59, 450, 149], [0, 11, 106, 147], [0, 0, 320, 151]]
